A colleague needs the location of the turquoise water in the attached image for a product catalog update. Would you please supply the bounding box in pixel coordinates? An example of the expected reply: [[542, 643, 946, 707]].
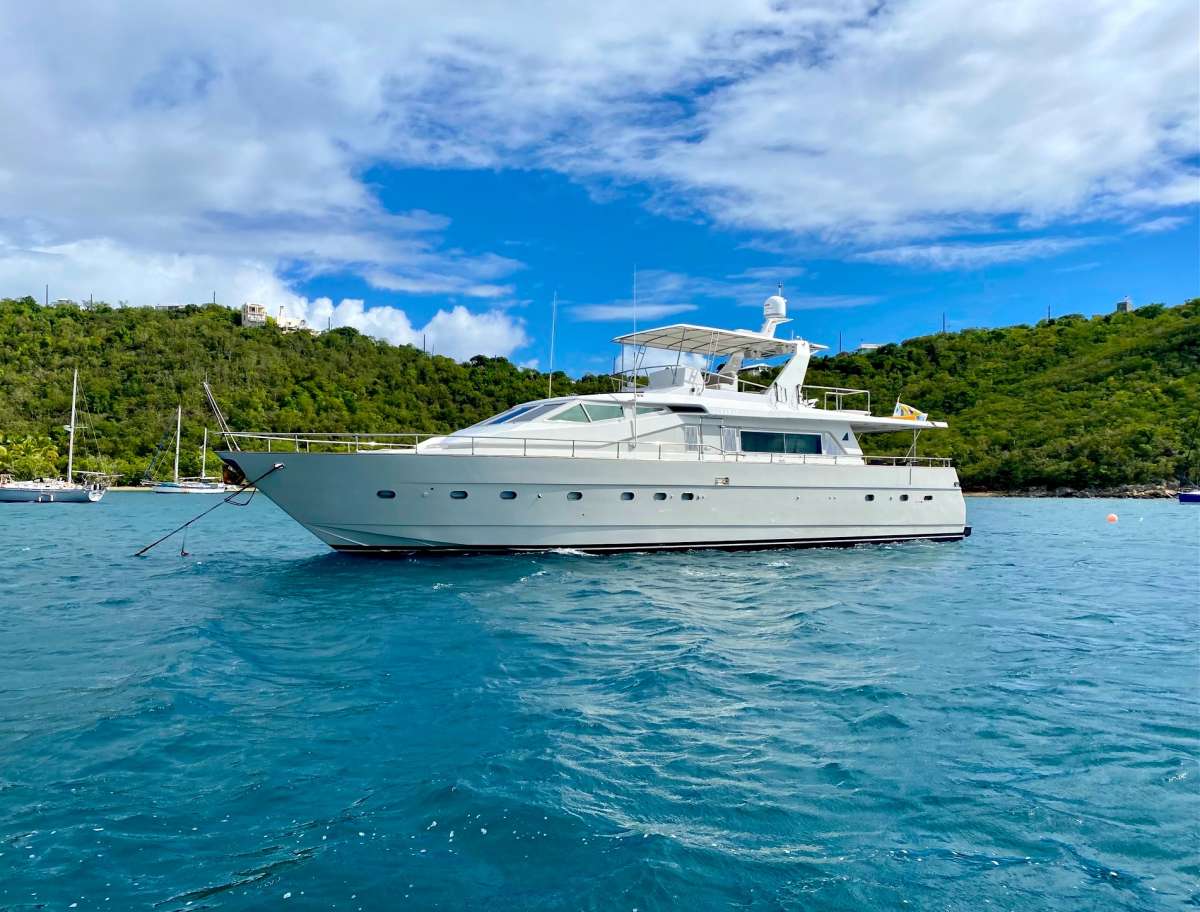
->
[[0, 495, 1196, 910]]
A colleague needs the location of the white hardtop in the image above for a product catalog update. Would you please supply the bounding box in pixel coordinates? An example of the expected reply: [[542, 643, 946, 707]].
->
[[612, 324, 823, 359]]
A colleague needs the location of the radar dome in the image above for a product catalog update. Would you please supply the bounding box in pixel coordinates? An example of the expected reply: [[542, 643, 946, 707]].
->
[[763, 294, 787, 318]]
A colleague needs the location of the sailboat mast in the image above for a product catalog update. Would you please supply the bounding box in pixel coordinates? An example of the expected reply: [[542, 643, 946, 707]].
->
[[67, 368, 78, 481], [173, 404, 182, 483], [201, 427, 208, 479]]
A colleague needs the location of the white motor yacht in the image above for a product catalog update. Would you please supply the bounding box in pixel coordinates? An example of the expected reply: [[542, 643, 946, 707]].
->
[[217, 292, 970, 553]]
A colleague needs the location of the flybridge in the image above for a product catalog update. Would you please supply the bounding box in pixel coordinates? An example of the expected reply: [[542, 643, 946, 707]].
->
[[614, 291, 828, 402], [611, 289, 828, 359]]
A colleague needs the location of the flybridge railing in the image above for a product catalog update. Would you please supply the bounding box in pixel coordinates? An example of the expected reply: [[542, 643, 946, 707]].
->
[[605, 366, 772, 394], [222, 431, 952, 467], [800, 385, 871, 413]]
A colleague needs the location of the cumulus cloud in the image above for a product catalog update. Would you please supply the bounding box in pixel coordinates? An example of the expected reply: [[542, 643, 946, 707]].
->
[[296, 298, 529, 360]]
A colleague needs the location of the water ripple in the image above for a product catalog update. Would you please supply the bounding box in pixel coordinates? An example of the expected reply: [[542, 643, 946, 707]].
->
[[0, 495, 1195, 910]]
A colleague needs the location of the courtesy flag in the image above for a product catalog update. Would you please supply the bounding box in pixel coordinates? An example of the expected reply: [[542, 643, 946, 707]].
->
[[892, 401, 928, 421]]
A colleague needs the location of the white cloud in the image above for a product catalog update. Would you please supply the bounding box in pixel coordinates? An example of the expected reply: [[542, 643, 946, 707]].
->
[[298, 298, 529, 360], [0, 0, 1194, 319], [854, 237, 1096, 270], [784, 295, 881, 310], [0, 237, 527, 360], [1129, 215, 1190, 234], [572, 302, 697, 322]]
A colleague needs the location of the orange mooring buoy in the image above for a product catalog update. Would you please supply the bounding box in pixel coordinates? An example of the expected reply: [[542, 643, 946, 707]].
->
[[1106, 513, 1118, 524]]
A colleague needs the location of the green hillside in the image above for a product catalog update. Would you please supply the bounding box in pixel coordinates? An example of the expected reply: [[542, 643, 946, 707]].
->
[[0, 295, 1196, 490]]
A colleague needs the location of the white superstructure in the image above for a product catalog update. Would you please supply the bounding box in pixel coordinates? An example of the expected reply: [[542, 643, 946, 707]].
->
[[218, 292, 969, 553]]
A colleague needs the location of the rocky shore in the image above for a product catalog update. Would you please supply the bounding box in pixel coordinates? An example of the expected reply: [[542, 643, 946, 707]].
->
[[966, 482, 1183, 499]]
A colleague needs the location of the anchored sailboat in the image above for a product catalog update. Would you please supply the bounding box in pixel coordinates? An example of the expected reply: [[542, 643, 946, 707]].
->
[[152, 405, 228, 494], [0, 369, 108, 503]]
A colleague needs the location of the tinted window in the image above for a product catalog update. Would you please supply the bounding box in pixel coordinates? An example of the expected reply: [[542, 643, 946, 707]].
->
[[741, 431, 822, 455], [376, 490, 396, 499], [500, 490, 517, 499], [620, 491, 634, 500], [653, 492, 667, 500], [681, 492, 695, 501], [450, 490, 468, 499], [636, 405, 667, 415], [549, 404, 590, 422], [509, 403, 561, 423], [864, 494, 875, 502], [584, 403, 625, 422], [486, 404, 539, 425], [567, 491, 583, 500]]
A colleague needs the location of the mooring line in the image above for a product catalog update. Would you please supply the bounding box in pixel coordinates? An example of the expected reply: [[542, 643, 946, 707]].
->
[[134, 463, 286, 557]]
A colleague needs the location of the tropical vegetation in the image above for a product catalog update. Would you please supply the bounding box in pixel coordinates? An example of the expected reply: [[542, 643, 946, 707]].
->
[[0, 295, 1195, 490]]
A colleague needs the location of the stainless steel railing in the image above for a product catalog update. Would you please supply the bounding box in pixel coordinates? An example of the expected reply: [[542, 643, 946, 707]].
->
[[222, 431, 952, 466]]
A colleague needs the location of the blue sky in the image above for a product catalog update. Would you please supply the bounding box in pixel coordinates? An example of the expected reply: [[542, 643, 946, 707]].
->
[[0, 1, 1196, 369], [304, 165, 1199, 374]]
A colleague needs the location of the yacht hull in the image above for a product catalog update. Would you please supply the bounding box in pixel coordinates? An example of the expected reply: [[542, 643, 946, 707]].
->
[[153, 481, 229, 494], [0, 485, 104, 503], [221, 450, 969, 554]]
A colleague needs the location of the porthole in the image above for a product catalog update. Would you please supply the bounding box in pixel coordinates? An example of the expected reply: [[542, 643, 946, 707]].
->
[[899, 494, 909, 502], [924, 494, 934, 501], [653, 492, 667, 501], [865, 494, 875, 502], [567, 491, 582, 501], [620, 492, 635, 501], [681, 492, 695, 501], [500, 490, 517, 500], [450, 490, 468, 499], [376, 490, 396, 499]]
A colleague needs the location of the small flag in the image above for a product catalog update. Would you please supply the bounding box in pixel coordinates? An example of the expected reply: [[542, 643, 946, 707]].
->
[[893, 400, 928, 421]]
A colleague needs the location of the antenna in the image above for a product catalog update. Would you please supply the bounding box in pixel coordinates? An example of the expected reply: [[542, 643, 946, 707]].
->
[[632, 265, 638, 337], [547, 291, 558, 399]]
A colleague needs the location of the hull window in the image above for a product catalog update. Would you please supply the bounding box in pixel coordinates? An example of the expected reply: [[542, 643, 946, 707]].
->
[[864, 494, 875, 502], [567, 491, 583, 501], [681, 492, 695, 501], [900, 494, 909, 501], [653, 492, 667, 500], [620, 491, 635, 500], [742, 431, 822, 455], [500, 490, 517, 500], [450, 490, 469, 499], [924, 495, 934, 501], [376, 490, 396, 499]]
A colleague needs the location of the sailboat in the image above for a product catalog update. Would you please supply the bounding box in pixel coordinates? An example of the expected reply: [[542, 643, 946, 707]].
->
[[152, 405, 228, 494], [0, 369, 108, 503]]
